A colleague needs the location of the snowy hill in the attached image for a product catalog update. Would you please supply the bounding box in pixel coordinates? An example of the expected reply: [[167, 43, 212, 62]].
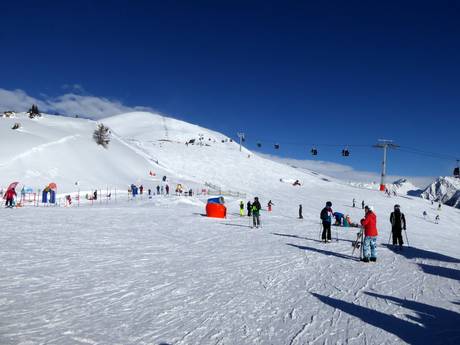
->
[[0, 112, 169, 192], [1, 110, 460, 344], [421, 176, 460, 209], [348, 178, 419, 196]]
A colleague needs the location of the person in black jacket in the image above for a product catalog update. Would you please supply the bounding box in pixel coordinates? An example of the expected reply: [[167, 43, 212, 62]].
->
[[247, 201, 252, 217], [320, 201, 333, 242], [390, 204, 406, 248], [298, 204, 303, 219], [252, 197, 262, 228]]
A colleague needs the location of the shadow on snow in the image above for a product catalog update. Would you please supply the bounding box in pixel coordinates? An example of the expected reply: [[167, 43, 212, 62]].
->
[[418, 263, 460, 281], [286, 243, 360, 261], [312, 292, 460, 344], [382, 244, 460, 263]]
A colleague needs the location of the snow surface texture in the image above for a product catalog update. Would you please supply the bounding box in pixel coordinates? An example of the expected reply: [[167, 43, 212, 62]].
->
[[0, 112, 459, 344]]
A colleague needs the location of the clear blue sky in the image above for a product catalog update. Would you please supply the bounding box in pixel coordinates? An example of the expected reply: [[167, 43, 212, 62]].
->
[[1, 0, 459, 178]]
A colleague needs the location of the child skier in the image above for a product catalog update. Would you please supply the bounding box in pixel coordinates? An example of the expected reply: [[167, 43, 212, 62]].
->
[[267, 200, 274, 212], [320, 201, 333, 242], [239, 201, 245, 216], [360, 205, 378, 262]]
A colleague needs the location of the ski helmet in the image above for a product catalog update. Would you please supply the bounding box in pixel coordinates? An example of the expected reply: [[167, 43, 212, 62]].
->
[[326, 201, 332, 207]]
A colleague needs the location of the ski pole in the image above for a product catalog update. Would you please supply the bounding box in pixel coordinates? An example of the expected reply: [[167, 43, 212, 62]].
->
[[404, 229, 410, 247], [388, 231, 392, 245]]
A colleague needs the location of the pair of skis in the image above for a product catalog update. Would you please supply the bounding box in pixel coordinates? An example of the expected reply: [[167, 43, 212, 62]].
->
[[351, 227, 364, 259]]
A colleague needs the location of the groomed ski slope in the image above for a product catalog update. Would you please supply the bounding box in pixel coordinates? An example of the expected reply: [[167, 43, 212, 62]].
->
[[0, 111, 459, 344]]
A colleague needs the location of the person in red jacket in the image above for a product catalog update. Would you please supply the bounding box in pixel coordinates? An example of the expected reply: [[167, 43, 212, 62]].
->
[[4, 187, 16, 208], [360, 205, 378, 262]]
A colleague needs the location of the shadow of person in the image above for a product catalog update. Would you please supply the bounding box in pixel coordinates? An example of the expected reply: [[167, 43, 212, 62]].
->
[[286, 243, 359, 261], [311, 292, 460, 344], [382, 244, 460, 263], [418, 263, 460, 281]]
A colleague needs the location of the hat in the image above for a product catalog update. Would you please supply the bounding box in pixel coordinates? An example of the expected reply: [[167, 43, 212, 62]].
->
[[365, 205, 374, 212], [394, 204, 400, 209], [326, 201, 332, 207]]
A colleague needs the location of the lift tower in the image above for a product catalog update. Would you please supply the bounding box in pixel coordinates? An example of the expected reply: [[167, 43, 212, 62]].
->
[[373, 139, 399, 191]]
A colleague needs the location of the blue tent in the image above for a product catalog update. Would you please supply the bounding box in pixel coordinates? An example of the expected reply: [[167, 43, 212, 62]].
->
[[207, 197, 225, 204]]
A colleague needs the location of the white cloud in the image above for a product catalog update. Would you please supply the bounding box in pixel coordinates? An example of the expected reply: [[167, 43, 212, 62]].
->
[[0, 87, 154, 119], [258, 153, 434, 188]]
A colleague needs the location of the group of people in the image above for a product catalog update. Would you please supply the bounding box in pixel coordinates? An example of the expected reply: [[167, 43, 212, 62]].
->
[[239, 197, 265, 228], [320, 201, 409, 262]]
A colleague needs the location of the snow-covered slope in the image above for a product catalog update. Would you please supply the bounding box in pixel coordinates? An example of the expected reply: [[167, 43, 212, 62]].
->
[[1, 110, 460, 344], [0, 113, 168, 192], [348, 178, 419, 196], [421, 176, 460, 208]]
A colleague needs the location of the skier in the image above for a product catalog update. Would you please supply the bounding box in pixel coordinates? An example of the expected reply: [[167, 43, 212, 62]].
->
[[360, 205, 378, 262], [239, 201, 245, 216], [247, 201, 252, 217], [160, 185, 164, 194], [4, 187, 16, 208], [267, 200, 274, 212], [298, 204, 303, 219], [93, 190, 97, 201], [139, 185, 144, 195], [423, 211, 427, 219], [435, 215, 440, 224], [148, 189, 152, 198], [252, 197, 262, 228], [156, 185, 160, 195], [320, 201, 333, 242], [438, 203, 442, 211], [352, 198, 356, 208], [390, 204, 406, 249], [165, 184, 169, 195], [361, 200, 365, 209]]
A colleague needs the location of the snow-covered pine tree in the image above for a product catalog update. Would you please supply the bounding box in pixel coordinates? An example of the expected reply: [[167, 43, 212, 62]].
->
[[27, 104, 41, 118], [93, 123, 111, 148]]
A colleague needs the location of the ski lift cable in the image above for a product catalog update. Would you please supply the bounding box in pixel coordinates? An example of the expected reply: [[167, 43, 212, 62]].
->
[[396, 146, 459, 161]]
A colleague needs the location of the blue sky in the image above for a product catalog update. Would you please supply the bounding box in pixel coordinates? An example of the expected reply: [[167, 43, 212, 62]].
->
[[0, 0, 459, 182]]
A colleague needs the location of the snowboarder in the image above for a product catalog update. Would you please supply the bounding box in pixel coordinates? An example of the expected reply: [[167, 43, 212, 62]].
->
[[267, 200, 274, 212], [239, 201, 245, 216], [252, 197, 262, 228], [320, 201, 333, 242], [352, 198, 356, 208], [360, 205, 378, 262], [361, 200, 365, 209], [4, 187, 16, 208], [298, 204, 303, 219], [390, 204, 406, 249], [247, 201, 252, 217], [435, 215, 440, 224]]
